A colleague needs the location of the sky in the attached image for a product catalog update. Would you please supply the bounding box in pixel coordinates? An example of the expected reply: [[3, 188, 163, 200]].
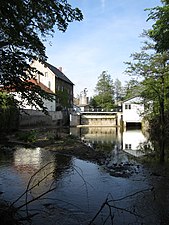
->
[[45, 0, 162, 97]]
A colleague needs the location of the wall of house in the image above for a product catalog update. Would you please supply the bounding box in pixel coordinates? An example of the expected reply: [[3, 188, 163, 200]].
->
[[70, 112, 80, 127], [55, 78, 73, 107], [31, 60, 56, 93], [13, 92, 56, 112], [122, 97, 144, 125]]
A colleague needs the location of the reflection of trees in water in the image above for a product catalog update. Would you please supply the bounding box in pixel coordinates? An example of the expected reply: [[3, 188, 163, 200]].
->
[[138, 137, 169, 162], [0, 146, 14, 163], [90, 141, 116, 153], [53, 154, 73, 181]]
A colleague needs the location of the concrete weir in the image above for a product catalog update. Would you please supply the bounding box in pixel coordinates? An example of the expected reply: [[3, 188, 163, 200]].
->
[[74, 112, 123, 127]]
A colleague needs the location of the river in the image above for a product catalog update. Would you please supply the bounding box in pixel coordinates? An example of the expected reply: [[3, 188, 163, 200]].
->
[[0, 127, 169, 225]]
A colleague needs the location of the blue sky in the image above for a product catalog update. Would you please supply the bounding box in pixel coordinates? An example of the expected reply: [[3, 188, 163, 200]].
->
[[45, 0, 161, 97]]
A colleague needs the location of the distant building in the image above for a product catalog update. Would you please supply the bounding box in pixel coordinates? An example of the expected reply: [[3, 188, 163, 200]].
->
[[76, 88, 89, 112], [32, 60, 74, 110], [122, 97, 144, 128], [14, 60, 74, 111]]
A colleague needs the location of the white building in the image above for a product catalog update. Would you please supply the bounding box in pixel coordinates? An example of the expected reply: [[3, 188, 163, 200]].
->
[[122, 97, 144, 128], [13, 60, 74, 112]]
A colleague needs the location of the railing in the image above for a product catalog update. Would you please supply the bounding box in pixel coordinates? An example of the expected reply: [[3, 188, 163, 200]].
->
[[82, 107, 122, 113]]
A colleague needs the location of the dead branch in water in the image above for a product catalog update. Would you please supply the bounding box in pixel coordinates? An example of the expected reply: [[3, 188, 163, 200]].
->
[[88, 187, 154, 225]]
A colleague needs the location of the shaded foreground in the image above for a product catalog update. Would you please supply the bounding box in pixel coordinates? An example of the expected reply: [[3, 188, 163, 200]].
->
[[0, 130, 169, 224]]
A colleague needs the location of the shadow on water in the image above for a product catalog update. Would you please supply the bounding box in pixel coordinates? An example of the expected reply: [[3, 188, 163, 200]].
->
[[0, 127, 169, 224]]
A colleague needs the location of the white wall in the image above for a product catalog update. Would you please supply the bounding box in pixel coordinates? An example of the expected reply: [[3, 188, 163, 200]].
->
[[31, 60, 56, 93], [123, 97, 144, 123], [12, 92, 56, 112]]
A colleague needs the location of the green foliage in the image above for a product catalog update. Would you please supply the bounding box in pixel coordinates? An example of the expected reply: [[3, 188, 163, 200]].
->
[[16, 130, 38, 143], [0, 92, 19, 132], [57, 90, 70, 108], [147, 0, 169, 53], [125, 40, 169, 162], [91, 71, 114, 110], [123, 79, 141, 100], [125, 50, 169, 115], [0, 0, 83, 113], [114, 78, 124, 102]]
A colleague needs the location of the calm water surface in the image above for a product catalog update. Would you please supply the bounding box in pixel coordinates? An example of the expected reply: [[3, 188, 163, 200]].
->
[[0, 127, 169, 225]]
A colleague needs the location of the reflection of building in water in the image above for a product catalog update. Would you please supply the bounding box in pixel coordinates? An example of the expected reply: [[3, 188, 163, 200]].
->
[[82, 127, 121, 143], [122, 129, 147, 157], [14, 147, 42, 171], [13, 147, 55, 198]]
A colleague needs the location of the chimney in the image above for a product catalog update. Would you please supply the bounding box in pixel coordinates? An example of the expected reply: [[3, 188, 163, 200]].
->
[[58, 67, 62, 72]]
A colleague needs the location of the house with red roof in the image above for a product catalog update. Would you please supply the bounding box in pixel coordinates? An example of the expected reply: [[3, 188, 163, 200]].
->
[[14, 60, 74, 112]]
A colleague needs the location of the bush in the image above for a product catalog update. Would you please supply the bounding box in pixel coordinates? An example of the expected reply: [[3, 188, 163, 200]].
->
[[16, 130, 38, 143]]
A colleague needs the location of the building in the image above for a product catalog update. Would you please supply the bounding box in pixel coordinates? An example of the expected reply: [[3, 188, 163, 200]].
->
[[122, 97, 144, 128], [76, 88, 89, 112], [29, 60, 74, 111]]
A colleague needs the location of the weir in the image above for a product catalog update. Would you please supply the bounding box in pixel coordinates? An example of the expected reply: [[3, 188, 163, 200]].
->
[[79, 111, 122, 127]]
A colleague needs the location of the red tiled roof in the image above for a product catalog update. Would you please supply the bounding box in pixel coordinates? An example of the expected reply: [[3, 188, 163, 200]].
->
[[29, 79, 54, 94]]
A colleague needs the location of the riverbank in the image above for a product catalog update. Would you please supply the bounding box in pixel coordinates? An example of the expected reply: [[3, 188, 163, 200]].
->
[[0, 128, 141, 178], [1, 128, 107, 164], [1, 128, 169, 225]]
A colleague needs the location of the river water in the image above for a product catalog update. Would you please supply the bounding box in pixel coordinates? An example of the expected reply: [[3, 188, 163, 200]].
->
[[0, 127, 169, 225]]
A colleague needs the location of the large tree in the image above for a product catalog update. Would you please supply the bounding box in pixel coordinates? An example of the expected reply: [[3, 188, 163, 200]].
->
[[114, 78, 124, 103], [0, 0, 83, 112], [147, 0, 169, 53], [91, 71, 114, 110], [125, 48, 169, 162]]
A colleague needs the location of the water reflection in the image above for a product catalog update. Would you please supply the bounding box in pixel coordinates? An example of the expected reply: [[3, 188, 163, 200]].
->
[[70, 127, 150, 157], [123, 129, 147, 157], [0, 129, 168, 225]]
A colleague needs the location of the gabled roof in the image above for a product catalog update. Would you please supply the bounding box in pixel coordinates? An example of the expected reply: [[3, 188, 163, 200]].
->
[[123, 96, 143, 104], [44, 62, 74, 85]]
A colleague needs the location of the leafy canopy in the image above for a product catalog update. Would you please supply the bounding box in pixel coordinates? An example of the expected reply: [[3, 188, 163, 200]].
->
[[91, 71, 114, 110], [0, 0, 83, 112], [147, 0, 169, 53], [125, 47, 169, 117]]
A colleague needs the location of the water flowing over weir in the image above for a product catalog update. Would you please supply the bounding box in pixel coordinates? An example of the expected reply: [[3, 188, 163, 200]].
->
[[0, 127, 169, 225]]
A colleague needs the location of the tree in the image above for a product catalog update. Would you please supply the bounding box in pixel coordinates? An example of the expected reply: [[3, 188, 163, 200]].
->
[[92, 71, 114, 110], [0, 92, 19, 131], [114, 78, 124, 103], [0, 0, 83, 112], [125, 48, 169, 162], [147, 0, 169, 53], [123, 79, 142, 100]]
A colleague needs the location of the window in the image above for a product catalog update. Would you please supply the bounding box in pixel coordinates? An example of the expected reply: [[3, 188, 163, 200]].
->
[[45, 72, 48, 77], [48, 81, 51, 89], [125, 144, 132, 149], [125, 104, 131, 110]]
